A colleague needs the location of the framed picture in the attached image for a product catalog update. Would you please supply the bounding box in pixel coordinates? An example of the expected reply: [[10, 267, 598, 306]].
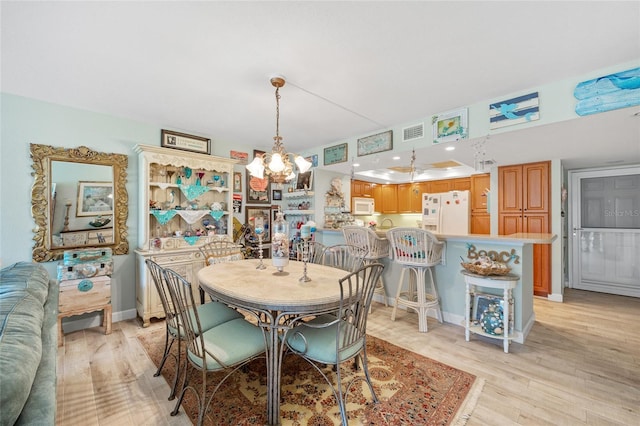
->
[[233, 172, 242, 192], [76, 181, 113, 217], [432, 108, 468, 144], [272, 189, 282, 200], [357, 130, 393, 156], [324, 143, 348, 165], [161, 129, 211, 155], [295, 170, 313, 191], [472, 293, 513, 332], [246, 150, 270, 204], [230, 150, 248, 164], [305, 154, 319, 167], [245, 206, 271, 242]]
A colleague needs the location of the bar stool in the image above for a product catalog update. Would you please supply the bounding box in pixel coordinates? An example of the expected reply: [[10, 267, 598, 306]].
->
[[342, 226, 390, 307], [387, 227, 445, 332]]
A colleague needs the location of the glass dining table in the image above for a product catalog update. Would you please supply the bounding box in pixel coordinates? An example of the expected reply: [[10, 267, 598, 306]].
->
[[197, 258, 347, 425]]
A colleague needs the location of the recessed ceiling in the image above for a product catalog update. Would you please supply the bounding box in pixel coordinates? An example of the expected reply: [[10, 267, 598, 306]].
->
[[2, 1, 639, 182]]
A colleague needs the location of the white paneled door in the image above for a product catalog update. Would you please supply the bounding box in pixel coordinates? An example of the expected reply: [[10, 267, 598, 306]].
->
[[569, 166, 640, 297]]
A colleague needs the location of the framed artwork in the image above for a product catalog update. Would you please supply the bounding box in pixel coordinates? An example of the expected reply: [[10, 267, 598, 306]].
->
[[357, 130, 393, 156], [272, 189, 282, 200], [161, 129, 211, 155], [76, 181, 113, 217], [432, 108, 468, 144], [323, 143, 348, 165], [233, 172, 242, 192], [246, 150, 270, 204], [472, 293, 513, 332], [230, 150, 248, 164], [489, 92, 540, 129], [245, 206, 271, 242], [295, 170, 313, 191], [305, 154, 319, 167]]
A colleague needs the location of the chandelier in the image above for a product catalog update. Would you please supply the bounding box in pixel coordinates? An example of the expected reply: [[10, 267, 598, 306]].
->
[[246, 76, 312, 184]]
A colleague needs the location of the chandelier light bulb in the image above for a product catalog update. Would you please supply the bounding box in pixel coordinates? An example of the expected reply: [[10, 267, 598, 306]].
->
[[246, 157, 265, 179], [294, 155, 312, 173], [269, 153, 286, 172]]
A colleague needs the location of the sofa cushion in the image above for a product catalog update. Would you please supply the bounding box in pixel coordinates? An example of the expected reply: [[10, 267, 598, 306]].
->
[[0, 262, 50, 426]]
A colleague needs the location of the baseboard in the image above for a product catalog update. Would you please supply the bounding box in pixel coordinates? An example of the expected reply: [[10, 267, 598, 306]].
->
[[547, 293, 563, 302], [61, 308, 138, 334]]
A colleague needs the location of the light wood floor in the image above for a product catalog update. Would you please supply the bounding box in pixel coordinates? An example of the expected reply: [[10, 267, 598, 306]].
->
[[56, 289, 640, 425]]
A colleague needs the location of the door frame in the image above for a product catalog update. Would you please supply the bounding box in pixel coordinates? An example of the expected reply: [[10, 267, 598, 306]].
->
[[568, 164, 640, 292]]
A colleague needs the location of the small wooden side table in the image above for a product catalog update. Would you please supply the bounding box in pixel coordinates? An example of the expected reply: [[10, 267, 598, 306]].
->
[[58, 275, 112, 346], [462, 270, 519, 353]]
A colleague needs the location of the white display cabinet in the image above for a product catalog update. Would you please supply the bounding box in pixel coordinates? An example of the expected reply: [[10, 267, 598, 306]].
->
[[133, 144, 238, 326]]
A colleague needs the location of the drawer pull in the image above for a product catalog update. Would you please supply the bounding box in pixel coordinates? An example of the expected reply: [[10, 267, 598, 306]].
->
[[77, 279, 94, 292]]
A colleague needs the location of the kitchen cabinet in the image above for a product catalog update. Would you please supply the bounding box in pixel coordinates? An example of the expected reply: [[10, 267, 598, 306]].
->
[[498, 161, 550, 296], [470, 173, 491, 235], [351, 180, 373, 198], [431, 180, 452, 193], [397, 183, 422, 213], [372, 184, 382, 212], [380, 184, 398, 213], [452, 177, 471, 191]]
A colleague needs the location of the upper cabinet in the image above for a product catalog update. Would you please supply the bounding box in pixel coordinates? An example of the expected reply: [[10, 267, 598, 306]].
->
[[351, 180, 373, 198], [398, 183, 422, 213]]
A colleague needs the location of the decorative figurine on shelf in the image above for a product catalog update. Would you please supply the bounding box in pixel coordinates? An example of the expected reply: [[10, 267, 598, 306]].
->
[[272, 210, 289, 274], [368, 220, 377, 230], [298, 224, 312, 282], [254, 215, 266, 270]]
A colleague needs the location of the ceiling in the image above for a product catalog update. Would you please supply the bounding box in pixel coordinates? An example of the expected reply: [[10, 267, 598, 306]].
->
[[2, 1, 639, 183]]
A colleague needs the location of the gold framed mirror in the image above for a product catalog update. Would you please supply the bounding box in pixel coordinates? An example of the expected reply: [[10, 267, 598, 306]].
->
[[30, 143, 129, 261]]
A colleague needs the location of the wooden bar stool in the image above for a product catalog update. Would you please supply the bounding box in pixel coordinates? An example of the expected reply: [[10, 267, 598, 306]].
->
[[387, 228, 445, 332]]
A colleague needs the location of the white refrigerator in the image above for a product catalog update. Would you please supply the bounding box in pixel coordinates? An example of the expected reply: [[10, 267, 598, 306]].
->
[[422, 190, 470, 235]]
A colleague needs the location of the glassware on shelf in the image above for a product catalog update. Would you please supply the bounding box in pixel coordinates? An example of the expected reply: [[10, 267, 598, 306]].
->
[[272, 211, 289, 273], [254, 216, 266, 270], [166, 169, 175, 184], [213, 175, 221, 187], [196, 172, 205, 186]]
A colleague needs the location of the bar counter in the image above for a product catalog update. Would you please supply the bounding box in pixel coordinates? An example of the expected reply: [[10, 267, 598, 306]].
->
[[315, 228, 556, 344]]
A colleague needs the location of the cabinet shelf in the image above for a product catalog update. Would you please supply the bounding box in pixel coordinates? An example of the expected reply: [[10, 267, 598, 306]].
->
[[283, 191, 314, 199], [284, 210, 314, 215]]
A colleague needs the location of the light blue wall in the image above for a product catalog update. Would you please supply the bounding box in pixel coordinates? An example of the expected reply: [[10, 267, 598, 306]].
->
[[0, 93, 255, 324]]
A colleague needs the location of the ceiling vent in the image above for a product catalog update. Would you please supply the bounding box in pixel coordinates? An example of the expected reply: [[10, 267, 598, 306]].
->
[[402, 123, 424, 142]]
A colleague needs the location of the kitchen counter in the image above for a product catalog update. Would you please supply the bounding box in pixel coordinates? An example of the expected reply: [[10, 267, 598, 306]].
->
[[314, 227, 557, 345]]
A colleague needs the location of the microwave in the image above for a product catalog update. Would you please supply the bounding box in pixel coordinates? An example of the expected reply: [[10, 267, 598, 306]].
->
[[352, 197, 375, 215]]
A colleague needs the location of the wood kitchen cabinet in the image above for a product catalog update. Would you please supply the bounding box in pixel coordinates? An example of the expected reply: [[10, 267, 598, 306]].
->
[[351, 180, 373, 198], [372, 184, 382, 212], [470, 173, 491, 234], [398, 183, 422, 213], [380, 184, 398, 213], [498, 161, 551, 296]]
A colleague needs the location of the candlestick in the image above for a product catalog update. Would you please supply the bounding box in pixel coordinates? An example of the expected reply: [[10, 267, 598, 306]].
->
[[254, 216, 266, 270], [298, 236, 312, 282]]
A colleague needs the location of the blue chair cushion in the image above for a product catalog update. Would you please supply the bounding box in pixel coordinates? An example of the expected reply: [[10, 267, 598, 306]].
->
[[286, 320, 363, 364], [168, 301, 244, 337], [188, 318, 265, 371]]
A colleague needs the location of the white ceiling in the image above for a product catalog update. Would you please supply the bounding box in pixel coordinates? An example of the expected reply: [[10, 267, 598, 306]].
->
[[2, 1, 639, 183]]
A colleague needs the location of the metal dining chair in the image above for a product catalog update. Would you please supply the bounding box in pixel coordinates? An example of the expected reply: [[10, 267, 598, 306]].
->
[[144, 259, 244, 402], [198, 239, 244, 303], [284, 263, 385, 425], [295, 240, 327, 264], [163, 267, 267, 426]]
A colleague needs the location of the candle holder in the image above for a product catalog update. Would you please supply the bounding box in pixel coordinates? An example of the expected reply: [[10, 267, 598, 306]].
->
[[255, 230, 267, 270], [298, 236, 312, 282]]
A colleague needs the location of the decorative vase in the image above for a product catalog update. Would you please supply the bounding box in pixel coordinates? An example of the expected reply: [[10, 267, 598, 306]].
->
[[480, 302, 504, 335], [271, 211, 289, 273]]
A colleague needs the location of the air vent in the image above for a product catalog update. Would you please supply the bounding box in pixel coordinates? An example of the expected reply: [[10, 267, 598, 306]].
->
[[402, 123, 424, 142]]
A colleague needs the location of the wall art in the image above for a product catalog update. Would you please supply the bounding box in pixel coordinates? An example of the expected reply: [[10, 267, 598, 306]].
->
[[323, 143, 348, 165], [574, 66, 640, 116], [357, 130, 393, 156], [161, 129, 210, 155], [489, 92, 540, 129], [432, 108, 468, 144]]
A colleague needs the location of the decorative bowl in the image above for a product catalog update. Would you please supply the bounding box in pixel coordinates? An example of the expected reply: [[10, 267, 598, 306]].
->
[[89, 217, 111, 228], [461, 262, 511, 276]]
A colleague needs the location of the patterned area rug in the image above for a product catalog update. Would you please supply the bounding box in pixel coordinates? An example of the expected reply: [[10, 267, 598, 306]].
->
[[138, 328, 481, 425]]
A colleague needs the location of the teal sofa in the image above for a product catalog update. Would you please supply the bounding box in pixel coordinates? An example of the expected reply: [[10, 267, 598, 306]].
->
[[0, 262, 58, 426]]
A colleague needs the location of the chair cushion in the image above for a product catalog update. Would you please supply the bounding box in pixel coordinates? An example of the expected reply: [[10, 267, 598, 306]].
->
[[168, 301, 244, 337], [286, 320, 363, 364], [188, 318, 265, 371]]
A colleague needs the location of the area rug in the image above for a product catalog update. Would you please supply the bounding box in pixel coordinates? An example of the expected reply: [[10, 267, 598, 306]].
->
[[138, 328, 483, 425]]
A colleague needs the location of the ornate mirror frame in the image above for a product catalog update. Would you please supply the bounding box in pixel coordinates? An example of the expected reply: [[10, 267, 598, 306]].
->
[[30, 143, 129, 262]]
